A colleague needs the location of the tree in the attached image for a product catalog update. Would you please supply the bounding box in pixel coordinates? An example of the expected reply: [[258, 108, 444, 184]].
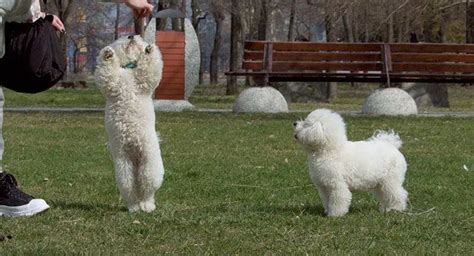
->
[[467, 0, 474, 43], [191, 0, 208, 84], [287, 0, 297, 41], [226, 0, 243, 95], [323, 0, 338, 99], [258, 0, 270, 40], [209, 0, 225, 84]]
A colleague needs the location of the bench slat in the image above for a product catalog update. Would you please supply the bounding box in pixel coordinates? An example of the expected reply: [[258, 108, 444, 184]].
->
[[243, 61, 264, 71], [244, 51, 381, 62], [245, 41, 382, 52], [392, 63, 474, 73], [243, 61, 383, 72], [226, 70, 474, 83], [390, 43, 474, 53], [392, 53, 474, 63], [271, 62, 382, 72]]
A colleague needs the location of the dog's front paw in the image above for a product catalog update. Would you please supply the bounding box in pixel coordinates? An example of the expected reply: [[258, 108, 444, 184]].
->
[[127, 204, 141, 213], [145, 44, 154, 54], [326, 211, 348, 217], [100, 46, 115, 61], [139, 201, 156, 213]]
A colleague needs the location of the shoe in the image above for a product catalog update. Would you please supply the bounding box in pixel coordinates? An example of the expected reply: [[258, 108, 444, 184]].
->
[[0, 172, 50, 217]]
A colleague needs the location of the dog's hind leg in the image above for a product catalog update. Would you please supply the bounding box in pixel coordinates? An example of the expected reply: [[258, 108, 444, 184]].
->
[[375, 181, 408, 212], [134, 142, 164, 213], [136, 158, 164, 212], [113, 155, 140, 212], [375, 163, 408, 213]]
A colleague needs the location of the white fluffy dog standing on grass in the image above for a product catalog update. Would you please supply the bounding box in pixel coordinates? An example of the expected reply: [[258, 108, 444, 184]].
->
[[95, 35, 164, 213], [294, 109, 408, 217]]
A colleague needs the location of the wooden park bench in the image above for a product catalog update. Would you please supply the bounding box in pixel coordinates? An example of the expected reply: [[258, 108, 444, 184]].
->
[[226, 41, 474, 87]]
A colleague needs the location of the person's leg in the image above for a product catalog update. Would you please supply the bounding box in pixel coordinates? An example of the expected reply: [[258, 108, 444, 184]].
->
[[0, 87, 50, 217], [0, 87, 4, 171]]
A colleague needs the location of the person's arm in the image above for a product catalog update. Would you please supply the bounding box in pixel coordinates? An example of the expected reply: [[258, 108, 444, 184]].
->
[[111, 0, 153, 17], [30, 0, 65, 32]]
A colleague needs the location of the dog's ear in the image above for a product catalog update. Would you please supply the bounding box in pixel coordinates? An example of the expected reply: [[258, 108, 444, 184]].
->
[[101, 47, 115, 61], [312, 121, 324, 136]]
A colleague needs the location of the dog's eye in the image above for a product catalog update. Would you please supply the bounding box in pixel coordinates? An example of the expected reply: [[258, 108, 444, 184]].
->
[[293, 122, 298, 127]]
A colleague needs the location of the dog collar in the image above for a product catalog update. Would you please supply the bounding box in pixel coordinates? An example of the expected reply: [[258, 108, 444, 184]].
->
[[122, 62, 137, 69]]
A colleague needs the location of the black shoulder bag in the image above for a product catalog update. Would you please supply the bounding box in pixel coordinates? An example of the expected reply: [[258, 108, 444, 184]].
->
[[0, 1, 66, 94]]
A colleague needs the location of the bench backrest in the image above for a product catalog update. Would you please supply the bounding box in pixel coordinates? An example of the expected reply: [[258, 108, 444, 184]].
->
[[243, 41, 384, 73], [389, 44, 474, 73], [242, 41, 474, 75]]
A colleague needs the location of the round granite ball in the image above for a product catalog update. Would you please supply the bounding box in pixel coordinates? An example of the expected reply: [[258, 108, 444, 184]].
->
[[184, 19, 200, 100], [233, 87, 289, 113], [363, 88, 418, 116]]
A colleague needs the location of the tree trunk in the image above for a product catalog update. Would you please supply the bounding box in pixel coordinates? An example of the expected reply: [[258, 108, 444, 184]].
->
[[258, 0, 268, 40], [191, 0, 205, 84], [403, 14, 410, 42], [467, 0, 474, 43], [287, 0, 296, 41], [156, 3, 167, 30], [363, 5, 370, 42], [325, 3, 337, 100], [114, 4, 120, 40], [227, 0, 243, 95], [210, 9, 224, 84], [439, 9, 448, 43], [387, 15, 394, 43], [342, 12, 354, 42], [169, 0, 181, 30]]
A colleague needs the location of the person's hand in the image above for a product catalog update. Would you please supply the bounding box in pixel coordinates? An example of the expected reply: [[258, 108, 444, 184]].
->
[[50, 15, 65, 33], [125, 0, 153, 18]]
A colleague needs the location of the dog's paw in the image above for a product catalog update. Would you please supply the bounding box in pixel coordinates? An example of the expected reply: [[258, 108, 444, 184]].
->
[[127, 204, 141, 213], [145, 44, 154, 54], [380, 203, 407, 213], [101, 46, 115, 61], [139, 201, 156, 213], [326, 211, 347, 217]]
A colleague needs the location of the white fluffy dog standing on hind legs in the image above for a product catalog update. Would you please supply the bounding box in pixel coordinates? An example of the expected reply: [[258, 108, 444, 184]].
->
[[294, 109, 408, 217], [95, 35, 164, 213]]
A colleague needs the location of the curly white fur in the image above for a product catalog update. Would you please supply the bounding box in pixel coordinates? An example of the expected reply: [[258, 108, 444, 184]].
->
[[95, 35, 164, 213], [294, 109, 408, 217]]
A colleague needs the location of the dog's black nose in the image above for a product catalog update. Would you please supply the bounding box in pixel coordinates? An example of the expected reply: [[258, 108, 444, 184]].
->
[[128, 35, 135, 40], [293, 122, 297, 127]]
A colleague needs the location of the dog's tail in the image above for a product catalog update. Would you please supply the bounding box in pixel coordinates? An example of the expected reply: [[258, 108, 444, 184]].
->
[[369, 130, 402, 149]]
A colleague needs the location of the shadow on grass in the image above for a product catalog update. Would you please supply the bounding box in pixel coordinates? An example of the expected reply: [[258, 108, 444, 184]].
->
[[254, 204, 326, 216], [51, 200, 126, 212], [254, 201, 380, 217]]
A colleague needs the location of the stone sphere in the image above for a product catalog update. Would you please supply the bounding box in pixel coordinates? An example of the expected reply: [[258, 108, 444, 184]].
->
[[233, 87, 289, 113], [144, 18, 200, 101], [184, 19, 200, 100], [154, 100, 195, 112], [363, 88, 418, 116]]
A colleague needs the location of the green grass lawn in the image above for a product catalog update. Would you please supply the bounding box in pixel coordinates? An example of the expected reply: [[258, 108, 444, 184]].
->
[[0, 112, 472, 254], [3, 84, 474, 112], [190, 83, 474, 112]]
